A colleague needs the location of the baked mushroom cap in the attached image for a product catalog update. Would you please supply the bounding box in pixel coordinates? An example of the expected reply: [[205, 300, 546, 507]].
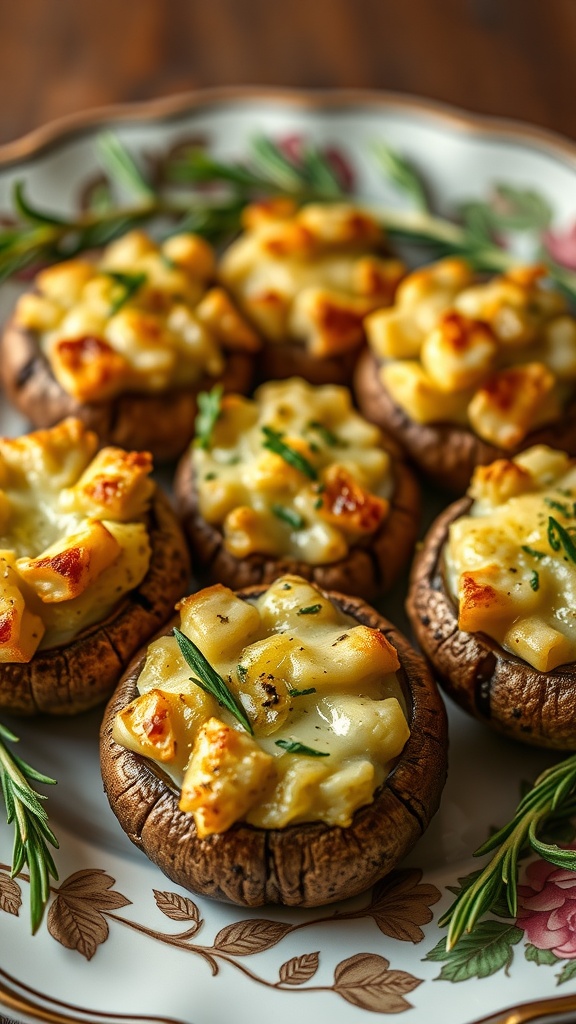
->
[[0, 321, 254, 462], [100, 591, 447, 908], [1, 489, 190, 716], [355, 349, 576, 494], [407, 497, 576, 749], [173, 441, 420, 601]]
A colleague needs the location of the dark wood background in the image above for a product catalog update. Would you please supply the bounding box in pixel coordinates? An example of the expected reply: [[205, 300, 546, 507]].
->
[[2, 0, 576, 145]]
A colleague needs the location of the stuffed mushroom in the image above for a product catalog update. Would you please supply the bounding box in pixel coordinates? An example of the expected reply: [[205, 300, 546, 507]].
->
[[174, 377, 420, 600], [100, 574, 447, 907], [1, 229, 260, 461], [218, 198, 405, 386], [355, 258, 576, 493], [407, 445, 576, 748], [0, 417, 189, 715]]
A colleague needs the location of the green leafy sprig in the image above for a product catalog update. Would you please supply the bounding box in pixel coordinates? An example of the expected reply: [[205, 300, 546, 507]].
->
[[2, 130, 576, 302], [440, 755, 576, 950], [194, 385, 224, 450], [0, 722, 58, 933], [173, 627, 253, 734]]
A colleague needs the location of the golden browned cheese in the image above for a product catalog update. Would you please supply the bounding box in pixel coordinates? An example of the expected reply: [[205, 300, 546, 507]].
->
[[113, 575, 410, 835], [13, 230, 259, 402], [193, 377, 394, 563], [218, 199, 405, 355], [0, 418, 155, 660], [366, 258, 575, 447], [444, 445, 576, 671]]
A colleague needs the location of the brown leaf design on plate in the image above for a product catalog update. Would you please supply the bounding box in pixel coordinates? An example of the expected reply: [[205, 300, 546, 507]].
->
[[279, 952, 320, 985], [153, 889, 201, 927], [47, 869, 131, 961], [214, 919, 293, 955], [365, 868, 441, 943], [0, 873, 21, 916], [333, 953, 422, 1014]]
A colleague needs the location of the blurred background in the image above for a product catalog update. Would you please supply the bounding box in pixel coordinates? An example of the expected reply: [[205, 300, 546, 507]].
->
[[2, 0, 576, 145]]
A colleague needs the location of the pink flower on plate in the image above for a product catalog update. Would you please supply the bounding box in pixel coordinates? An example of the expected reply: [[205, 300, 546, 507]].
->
[[543, 221, 576, 270], [517, 856, 576, 958]]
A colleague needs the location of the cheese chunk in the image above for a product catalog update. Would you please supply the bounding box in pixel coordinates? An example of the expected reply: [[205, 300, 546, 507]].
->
[[115, 574, 410, 834], [367, 258, 574, 447], [445, 445, 576, 671], [219, 200, 404, 353], [0, 419, 154, 660], [13, 229, 259, 402], [193, 377, 394, 565]]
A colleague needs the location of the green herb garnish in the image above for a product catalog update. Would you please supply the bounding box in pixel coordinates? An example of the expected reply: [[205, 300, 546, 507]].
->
[[547, 515, 576, 563], [106, 270, 147, 314], [174, 628, 253, 734], [272, 504, 305, 530], [440, 754, 576, 950], [544, 497, 574, 517], [288, 686, 317, 697], [297, 604, 322, 615], [261, 426, 318, 480], [236, 663, 248, 684], [275, 739, 329, 757], [521, 545, 546, 560], [308, 420, 339, 447], [0, 722, 59, 933], [194, 385, 223, 451], [529, 569, 540, 591]]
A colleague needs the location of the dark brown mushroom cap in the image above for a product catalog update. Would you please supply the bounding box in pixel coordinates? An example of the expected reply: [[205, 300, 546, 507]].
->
[[173, 446, 420, 601], [0, 318, 254, 462], [255, 338, 362, 387], [0, 489, 190, 716], [407, 497, 576, 749], [99, 591, 448, 908], [354, 350, 576, 495]]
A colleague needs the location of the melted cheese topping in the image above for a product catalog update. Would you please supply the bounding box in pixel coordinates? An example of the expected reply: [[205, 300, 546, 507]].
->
[[194, 377, 394, 564], [113, 575, 410, 834], [0, 418, 154, 660], [445, 445, 576, 671], [218, 199, 405, 355], [14, 230, 259, 402], [366, 259, 575, 447]]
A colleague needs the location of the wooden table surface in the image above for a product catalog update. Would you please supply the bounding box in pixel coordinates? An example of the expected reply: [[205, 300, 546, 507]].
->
[[2, 0, 576, 146]]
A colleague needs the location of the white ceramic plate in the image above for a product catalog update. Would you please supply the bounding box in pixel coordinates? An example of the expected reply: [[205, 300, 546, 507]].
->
[[2, 88, 576, 1024]]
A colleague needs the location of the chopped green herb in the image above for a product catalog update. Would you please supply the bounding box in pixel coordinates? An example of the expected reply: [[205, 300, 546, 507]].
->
[[272, 504, 305, 530], [314, 496, 324, 510], [236, 663, 248, 684], [521, 545, 546, 560], [281, 582, 292, 590], [204, 472, 217, 481], [544, 497, 574, 517], [529, 569, 540, 591], [297, 604, 322, 615], [261, 426, 318, 480], [106, 270, 147, 314], [288, 686, 317, 697], [174, 627, 253, 734], [275, 739, 329, 756], [548, 516, 576, 564], [194, 385, 223, 451], [308, 420, 339, 447]]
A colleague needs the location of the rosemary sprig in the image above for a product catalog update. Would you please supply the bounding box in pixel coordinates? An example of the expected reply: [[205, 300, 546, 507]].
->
[[0, 722, 58, 933], [440, 755, 576, 949], [194, 385, 223, 450], [173, 627, 253, 734], [2, 131, 576, 303], [106, 270, 147, 315]]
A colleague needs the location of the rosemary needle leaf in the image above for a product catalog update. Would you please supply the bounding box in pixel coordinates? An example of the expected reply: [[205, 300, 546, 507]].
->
[[12, 180, 69, 226], [194, 385, 223, 450], [173, 627, 253, 734], [97, 132, 156, 201], [262, 426, 318, 479], [0, 725, 59, 933]]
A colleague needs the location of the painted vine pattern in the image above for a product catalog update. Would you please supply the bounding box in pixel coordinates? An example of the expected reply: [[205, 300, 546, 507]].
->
[[0, 863, 439, 1015]]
